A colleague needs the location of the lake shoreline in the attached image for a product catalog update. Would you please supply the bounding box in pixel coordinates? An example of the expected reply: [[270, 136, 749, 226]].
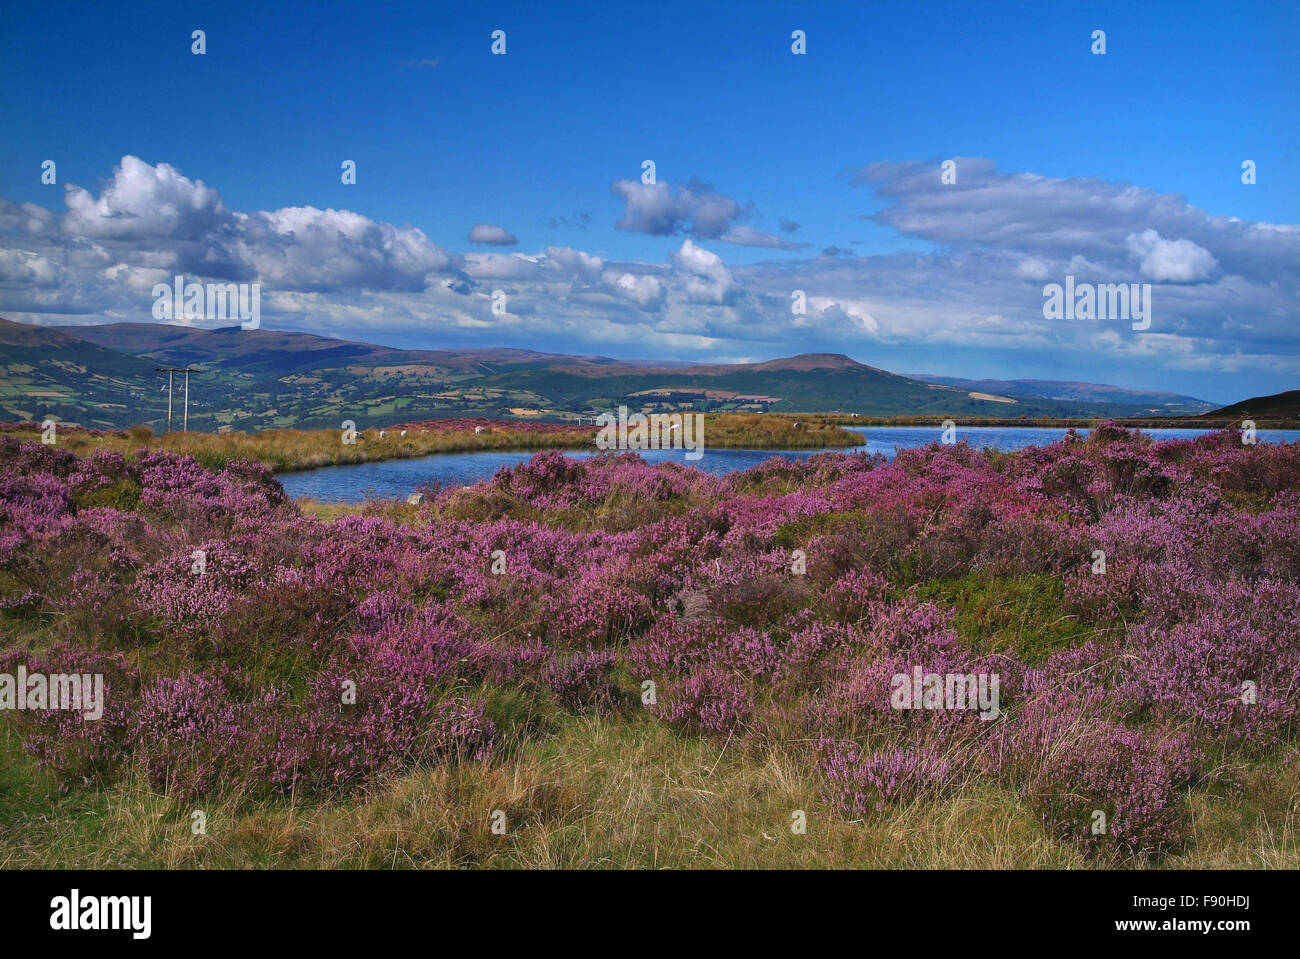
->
[[255, 415, 1300, 475], [277, 424, 1300, 504]]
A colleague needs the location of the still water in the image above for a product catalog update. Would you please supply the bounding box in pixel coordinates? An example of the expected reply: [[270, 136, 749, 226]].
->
[[277, 425, 1300, 504]]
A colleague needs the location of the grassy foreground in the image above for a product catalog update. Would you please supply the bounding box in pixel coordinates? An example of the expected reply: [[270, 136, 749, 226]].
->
[[2, 711, 1294, 869]]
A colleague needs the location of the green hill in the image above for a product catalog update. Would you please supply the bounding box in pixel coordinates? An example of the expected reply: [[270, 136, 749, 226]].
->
[[0, 318, 169, 429], [0, 317, 1257, 431]]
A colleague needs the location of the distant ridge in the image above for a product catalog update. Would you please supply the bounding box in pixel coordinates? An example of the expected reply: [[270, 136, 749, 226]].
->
[[1209, 389, 1300, 421], [0, 317, 1261, 431], [911, 373, 1217, 415]]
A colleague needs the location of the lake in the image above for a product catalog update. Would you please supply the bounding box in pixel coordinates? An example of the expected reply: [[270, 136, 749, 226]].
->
[[276, 425, 1300, 504]]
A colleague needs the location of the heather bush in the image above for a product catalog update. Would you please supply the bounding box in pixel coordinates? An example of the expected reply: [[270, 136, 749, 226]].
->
[[542, 646, 623, 714], [819, 737, 958, 814], [132, 669, 269, 800], [1018, 708, 1196, 856], [655, 667, 753, 733], [0, 644, 140, 790]]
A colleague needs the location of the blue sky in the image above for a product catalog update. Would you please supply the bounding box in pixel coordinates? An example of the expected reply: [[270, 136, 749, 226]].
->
[[1, 0, 1297, 403]]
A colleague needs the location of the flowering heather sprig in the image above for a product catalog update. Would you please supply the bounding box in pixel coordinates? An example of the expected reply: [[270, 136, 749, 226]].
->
[[818, 737, 958, 814], [542, 646, 622, 714], [132, 669, 261, 800], [135, 541, 264, 640], [655, 668, 753, 734]]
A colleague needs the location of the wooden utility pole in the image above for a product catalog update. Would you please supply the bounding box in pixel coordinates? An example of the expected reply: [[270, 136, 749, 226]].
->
[[156, 367, 201, 432]]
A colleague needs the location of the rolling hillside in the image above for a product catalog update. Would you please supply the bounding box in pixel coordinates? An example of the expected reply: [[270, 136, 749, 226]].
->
[[1208, 390, 1300, 421], [0, 317, 1242, 431], [0, 318, 165, 429]]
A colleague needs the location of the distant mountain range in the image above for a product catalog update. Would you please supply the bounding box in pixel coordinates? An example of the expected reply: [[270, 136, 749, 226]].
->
[[910, 375, 1217, 415], [0, 317, 1251, 432]]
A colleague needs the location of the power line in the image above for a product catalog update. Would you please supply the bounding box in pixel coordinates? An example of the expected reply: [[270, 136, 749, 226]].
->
[[155, 367, 202, 433]]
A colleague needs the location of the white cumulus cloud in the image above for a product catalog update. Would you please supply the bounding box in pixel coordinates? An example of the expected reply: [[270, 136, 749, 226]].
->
[[1125, 229, 1218, 283]]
